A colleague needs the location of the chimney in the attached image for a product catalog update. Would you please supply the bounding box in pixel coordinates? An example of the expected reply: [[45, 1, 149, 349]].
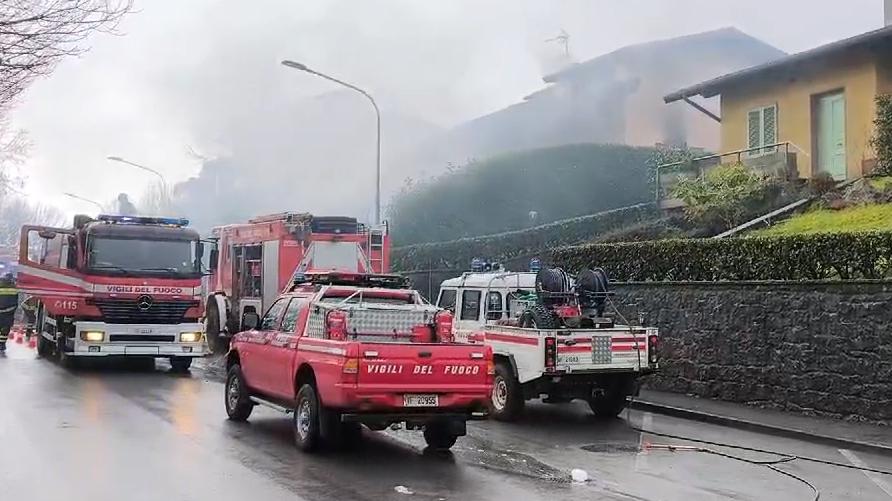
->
[[887, 0, 892, 26]]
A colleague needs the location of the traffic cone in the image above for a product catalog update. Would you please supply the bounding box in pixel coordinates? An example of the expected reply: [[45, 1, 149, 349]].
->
[[14, 332, 23, 344], [27, 335, 37, 349]]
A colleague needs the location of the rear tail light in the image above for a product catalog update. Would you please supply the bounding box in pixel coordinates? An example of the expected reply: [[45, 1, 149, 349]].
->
[[544, 336, 556, 371], [342, 358, 359, 374], [486, 360, 495, 376], [326, 310, 348, 340], [648, 334, 659, 364], [435, 310, 454, 343]]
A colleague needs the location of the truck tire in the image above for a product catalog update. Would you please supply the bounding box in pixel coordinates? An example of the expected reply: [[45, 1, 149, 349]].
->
[[205, 298, 228, 355], [224, 365, 254, 421], [490, 361, 524, 421], [170, 357, 193, 372], [36, 333, 52, 357], [520, 304, 560, 329], [587, 376, 635, 418], [57, 338, 78, 369], [423, 423, 459, 451], [294, 384, 322, 452]]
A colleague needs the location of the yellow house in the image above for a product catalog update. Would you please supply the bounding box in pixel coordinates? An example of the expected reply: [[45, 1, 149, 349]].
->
[[665, 24, 892, 181]]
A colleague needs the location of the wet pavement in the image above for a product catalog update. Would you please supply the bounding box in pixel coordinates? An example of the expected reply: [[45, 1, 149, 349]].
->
[[1, 341, 891, 501]]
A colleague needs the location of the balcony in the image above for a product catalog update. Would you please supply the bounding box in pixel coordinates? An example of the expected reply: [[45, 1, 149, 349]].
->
[[655, 142, 799, 210]]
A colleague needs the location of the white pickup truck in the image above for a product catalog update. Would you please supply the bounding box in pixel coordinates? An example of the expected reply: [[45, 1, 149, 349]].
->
[[437, 265, 659, 421]]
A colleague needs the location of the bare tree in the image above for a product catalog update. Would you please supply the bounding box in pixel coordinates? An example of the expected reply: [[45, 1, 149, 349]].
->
[[0, 112, 29, 196], [0, 196, 66, 251], [137, 179, 175, 216], [0, 0, 133, 109]]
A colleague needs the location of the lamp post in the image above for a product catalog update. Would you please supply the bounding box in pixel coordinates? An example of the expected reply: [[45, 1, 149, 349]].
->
[[106, 156, 167, 186], [281, 60, 382, 225], [63, 192, 104, 211]]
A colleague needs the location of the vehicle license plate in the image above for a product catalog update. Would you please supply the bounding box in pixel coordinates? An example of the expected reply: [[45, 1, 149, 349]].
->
[[403, 394, 439, 407]]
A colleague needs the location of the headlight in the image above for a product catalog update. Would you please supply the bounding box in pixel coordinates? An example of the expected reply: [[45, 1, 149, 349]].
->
[[179, 332, 202, 343], [80, 331, 105, 342]]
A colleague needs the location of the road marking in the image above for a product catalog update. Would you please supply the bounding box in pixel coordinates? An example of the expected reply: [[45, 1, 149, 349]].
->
[[635, 412, 652, 471], [839, 449, 892, 498]]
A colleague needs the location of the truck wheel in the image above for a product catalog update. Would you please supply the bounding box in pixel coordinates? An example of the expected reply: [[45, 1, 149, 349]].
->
[[57, 338, 78, 369], [205, 299, 226, 354], [520, 304, 561, 329], [294, 384, 322, 452], [423, 423, 459, 451], [224, 365, 254, 421], [170, 357, 193, 372], [490, 361, 524, 421], [36, 333, 52, 357], [587, 377, 635, 418]]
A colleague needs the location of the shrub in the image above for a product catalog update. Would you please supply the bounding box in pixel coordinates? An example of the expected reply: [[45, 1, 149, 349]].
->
[[391, 203, 656, 272], [387, 143, 657, 245], [671, 163, 770, 230], [871, 94, 892, 176], [550, 231, 892, 281]]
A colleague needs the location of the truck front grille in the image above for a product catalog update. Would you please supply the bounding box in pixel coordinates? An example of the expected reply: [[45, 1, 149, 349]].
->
[[108, 335, 177, 342], [94, 299, 197, 325]]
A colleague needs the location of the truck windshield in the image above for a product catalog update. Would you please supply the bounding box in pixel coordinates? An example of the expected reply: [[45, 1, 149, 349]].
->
[[88, 238, 200, 277]]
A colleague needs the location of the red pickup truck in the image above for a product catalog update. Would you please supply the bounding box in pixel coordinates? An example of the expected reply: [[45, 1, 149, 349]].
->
[[223, 272, 493, 452]]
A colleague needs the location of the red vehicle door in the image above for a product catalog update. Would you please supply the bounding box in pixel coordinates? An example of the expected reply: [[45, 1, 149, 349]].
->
[[241, 297, 289, 393], [264, 297, 310, 400]]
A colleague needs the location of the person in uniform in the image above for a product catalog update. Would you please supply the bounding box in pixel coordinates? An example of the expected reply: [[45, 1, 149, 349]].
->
[[0, 273, 18, 353]]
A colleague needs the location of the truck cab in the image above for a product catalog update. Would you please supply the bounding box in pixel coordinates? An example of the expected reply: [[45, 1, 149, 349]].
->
[[438, 261, 659, 421], [17, 215, 207, 369], [224, 271, 492, 452], [205, 212, 389, 353]]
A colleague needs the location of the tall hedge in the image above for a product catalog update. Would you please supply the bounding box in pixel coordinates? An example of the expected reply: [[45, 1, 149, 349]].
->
[[392, 203, 656, 272], [550, 232, 892, 281], [388, 143, 657, 245]]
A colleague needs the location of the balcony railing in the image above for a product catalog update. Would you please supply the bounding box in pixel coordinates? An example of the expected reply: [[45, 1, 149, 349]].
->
[[655, 142, 799, 210]]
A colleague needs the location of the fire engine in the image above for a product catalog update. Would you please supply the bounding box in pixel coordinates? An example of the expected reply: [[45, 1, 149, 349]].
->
[[204, 212, 389, 352], [438, 259, 659, 421], [16, 214, 207, 369]]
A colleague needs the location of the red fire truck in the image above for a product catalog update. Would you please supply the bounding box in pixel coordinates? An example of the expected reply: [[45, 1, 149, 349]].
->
[[204, 212, 389, 352], [16, 215, 207, 369]]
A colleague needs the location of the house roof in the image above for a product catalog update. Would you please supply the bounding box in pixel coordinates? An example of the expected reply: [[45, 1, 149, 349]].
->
[[544, 27, 781, 84], [664, 25, 892, 103]]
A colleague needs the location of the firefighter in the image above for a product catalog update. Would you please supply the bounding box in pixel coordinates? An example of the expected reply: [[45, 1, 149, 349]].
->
[[0, 273, 17, 353], [20, 295, 37, 339]]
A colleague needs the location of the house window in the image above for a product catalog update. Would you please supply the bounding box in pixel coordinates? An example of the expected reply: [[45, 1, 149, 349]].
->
[[747, 104, 778, 155]]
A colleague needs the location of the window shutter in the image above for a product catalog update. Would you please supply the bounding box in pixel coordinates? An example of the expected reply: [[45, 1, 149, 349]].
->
[[762, 105, 777, 147], [747, 110, 762, 150]]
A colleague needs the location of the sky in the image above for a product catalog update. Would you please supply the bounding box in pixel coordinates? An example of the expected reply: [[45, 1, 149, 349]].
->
[[8, 0, 884, 221]]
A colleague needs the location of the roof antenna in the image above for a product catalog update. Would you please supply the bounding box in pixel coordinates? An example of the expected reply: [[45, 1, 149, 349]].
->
[[545, 29, 570, 57]]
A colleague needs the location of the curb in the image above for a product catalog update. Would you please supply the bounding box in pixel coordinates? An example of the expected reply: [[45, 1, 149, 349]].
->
[[629, 399, 892, 458]]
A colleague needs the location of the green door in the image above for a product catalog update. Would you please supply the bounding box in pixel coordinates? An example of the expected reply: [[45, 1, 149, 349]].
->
[[816, 92, 847, 180]]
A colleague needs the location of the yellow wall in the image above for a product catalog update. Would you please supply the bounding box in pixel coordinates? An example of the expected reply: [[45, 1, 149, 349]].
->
[[720, 52, 879, 179]]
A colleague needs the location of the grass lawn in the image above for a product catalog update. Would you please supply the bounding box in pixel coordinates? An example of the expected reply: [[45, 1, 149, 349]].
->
[[755, 203, 892, 236]]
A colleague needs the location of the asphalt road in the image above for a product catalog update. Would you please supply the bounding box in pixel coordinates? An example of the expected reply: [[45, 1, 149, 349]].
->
[[1, 341, 891, 501]]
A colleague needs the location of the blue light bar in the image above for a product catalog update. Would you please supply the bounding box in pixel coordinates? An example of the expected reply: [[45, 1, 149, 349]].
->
[[97, 214, 189, 227]]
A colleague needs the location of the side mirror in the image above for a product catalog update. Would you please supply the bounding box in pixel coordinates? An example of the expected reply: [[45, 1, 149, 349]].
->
[[197, 241, 205, 259], [242, 311, 260, 331], [38, 230, 57, 240], [208, 248, 219, 272]]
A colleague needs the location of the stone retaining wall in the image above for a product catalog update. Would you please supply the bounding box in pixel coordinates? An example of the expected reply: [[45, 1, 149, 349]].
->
[[613, 281, 892, 424]]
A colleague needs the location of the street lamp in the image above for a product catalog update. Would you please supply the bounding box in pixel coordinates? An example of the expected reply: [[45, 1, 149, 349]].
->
[[281, 59, 382, 225], [63, 192, 104, 211], [106, 156, 166, 186]]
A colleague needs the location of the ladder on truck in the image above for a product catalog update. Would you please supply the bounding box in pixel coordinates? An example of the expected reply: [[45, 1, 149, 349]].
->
[[367, 224, 387, 273]]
